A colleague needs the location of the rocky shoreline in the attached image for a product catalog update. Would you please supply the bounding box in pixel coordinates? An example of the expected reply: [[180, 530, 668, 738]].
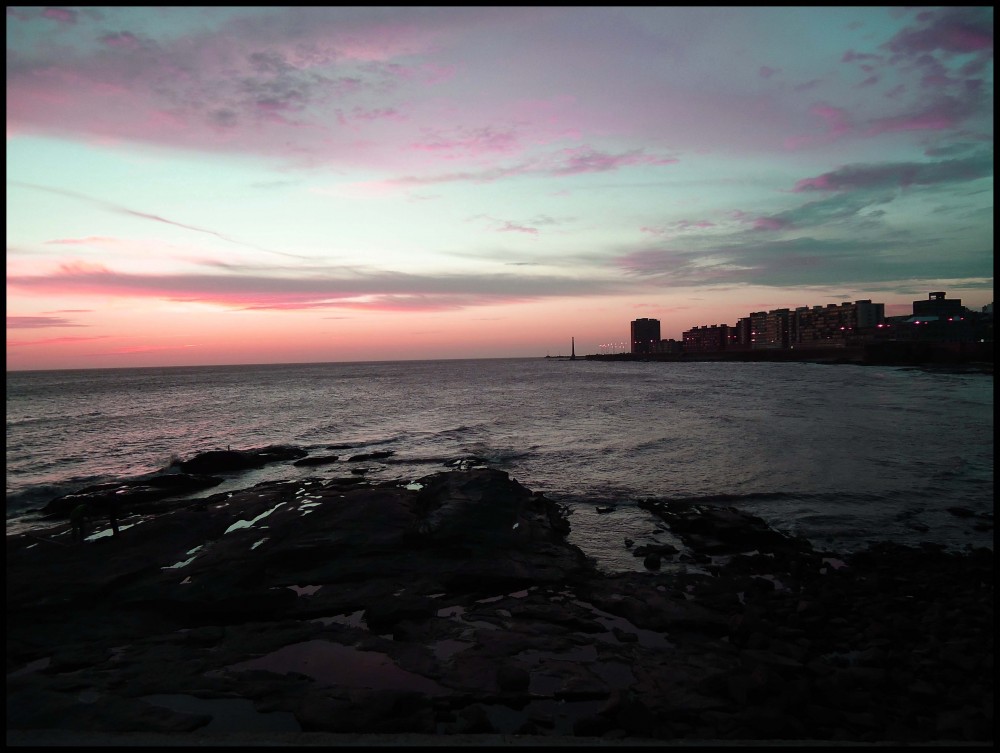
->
[[6, 450, 994, 744]]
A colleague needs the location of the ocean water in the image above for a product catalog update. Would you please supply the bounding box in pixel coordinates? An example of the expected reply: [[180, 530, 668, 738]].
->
[[5, 358, 993, 571]]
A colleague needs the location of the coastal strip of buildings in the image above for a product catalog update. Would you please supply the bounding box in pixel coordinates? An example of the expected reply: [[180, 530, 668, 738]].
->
[[613, 292, 993, 364]]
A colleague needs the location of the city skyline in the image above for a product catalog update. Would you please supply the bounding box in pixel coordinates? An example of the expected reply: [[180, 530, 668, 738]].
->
[[7, 7, 994, 370]]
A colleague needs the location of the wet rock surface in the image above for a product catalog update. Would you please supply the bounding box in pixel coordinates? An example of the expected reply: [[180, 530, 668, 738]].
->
[[7, 466, 993, 743]]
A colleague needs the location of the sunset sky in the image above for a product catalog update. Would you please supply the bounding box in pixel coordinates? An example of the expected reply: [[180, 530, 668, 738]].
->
[[6, 6, 994, 370]]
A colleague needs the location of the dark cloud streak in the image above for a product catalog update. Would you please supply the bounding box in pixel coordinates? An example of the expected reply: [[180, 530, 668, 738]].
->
[[12, 182, 311, 260], [794, 152, 993, 192], [7, 265, 626, 312], [6, 315, 88, 329]]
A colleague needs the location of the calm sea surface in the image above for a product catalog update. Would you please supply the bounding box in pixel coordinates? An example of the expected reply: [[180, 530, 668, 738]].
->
[[6, 358, 993, 572]]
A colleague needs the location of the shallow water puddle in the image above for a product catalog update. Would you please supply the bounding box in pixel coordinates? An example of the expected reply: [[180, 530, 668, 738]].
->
[[163, 544, 205, 570], [431, 638, 474, 661], [572, 598, 674, 649], [287, 584, 322, 596], [8, 657, 51, 679], [479, 698, 606, 736], [141, 693, 301, 733], [226, 639, 448, 695], [224, 502, 286, 535], [84, 520, 142, 542]]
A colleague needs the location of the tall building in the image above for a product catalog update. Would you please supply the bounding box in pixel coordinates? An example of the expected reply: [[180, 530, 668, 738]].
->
[[631, 318, 661, 354], [913, 291, 963, 318], [854, 299, 885, 329], [753, 308, 791, 350], [732, 317, 753, 349]]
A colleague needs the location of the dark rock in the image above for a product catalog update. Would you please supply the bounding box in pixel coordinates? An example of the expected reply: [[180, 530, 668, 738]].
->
[[448, 704, 495, 733], [364, 596, 436, 634], [173, 444, 307, 474], [347, 450, 394, 462], [496, 664, 530, 692], [633, 542, 678, 558], [573, 713, 614, 737], [7, 468, 994, 744], [42, 473, 223, 518]]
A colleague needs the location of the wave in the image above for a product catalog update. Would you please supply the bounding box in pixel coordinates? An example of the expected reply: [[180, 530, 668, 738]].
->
[[460, 443, 538, 465], [429, 424, 483, 440], [5, 475, 111, 514]]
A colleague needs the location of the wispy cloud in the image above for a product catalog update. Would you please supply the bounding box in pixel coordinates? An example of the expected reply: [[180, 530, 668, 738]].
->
[[41, 8, 78, 24], [13, 183, 309, 259], [7, 315, 88, 329], [91, 344, 197, 356], [7, 335, 109, 348], [613, 234, 991, 290], [884, 7, 993, 56], [387, 146, 678, 186], [793, 152, 993, 192], [45, 236, 120, 246], [7, 263, 625, 312]]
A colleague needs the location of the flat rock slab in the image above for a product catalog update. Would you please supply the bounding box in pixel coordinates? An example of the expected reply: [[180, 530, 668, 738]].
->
[[7, 468, 993, 743]]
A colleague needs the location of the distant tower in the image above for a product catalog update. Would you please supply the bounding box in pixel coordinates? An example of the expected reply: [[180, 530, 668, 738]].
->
[[570, 337, 576, 360]]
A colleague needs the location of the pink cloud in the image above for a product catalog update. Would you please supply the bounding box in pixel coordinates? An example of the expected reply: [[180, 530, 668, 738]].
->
[[6, 9, 483, 168], [810, 105, 853, 135], [410, 126, 521, 158], [6, 315, 88, 329], [793, 175, 836, 191], [785, 105, 853, 149], [758, 66, 779, 79], [8, 335, 109, 347], [640, 226, 667, 236], [381, 62, 456, 85], [497, 221, 539, 235], [387, 145, 677, 186], [101, 32, 142, 50], [551, 146, 677, 175], [348, 107, 406, 122], [45, 236, 120, 245], [789, 86, 981, 148], [753, 217, 792, 231], [42, 7, 77, 24], [13, 7, 690, 176], [865, 103, 957, 135], [7, 260, 617, 312]]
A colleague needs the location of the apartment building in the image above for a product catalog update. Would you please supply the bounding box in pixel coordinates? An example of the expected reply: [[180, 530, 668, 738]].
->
[[682, 324, 732, 352], [630, 318, 661, 355]]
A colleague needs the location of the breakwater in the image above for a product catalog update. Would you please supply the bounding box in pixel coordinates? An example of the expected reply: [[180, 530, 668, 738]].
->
[[586, 341, 993, 369]]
